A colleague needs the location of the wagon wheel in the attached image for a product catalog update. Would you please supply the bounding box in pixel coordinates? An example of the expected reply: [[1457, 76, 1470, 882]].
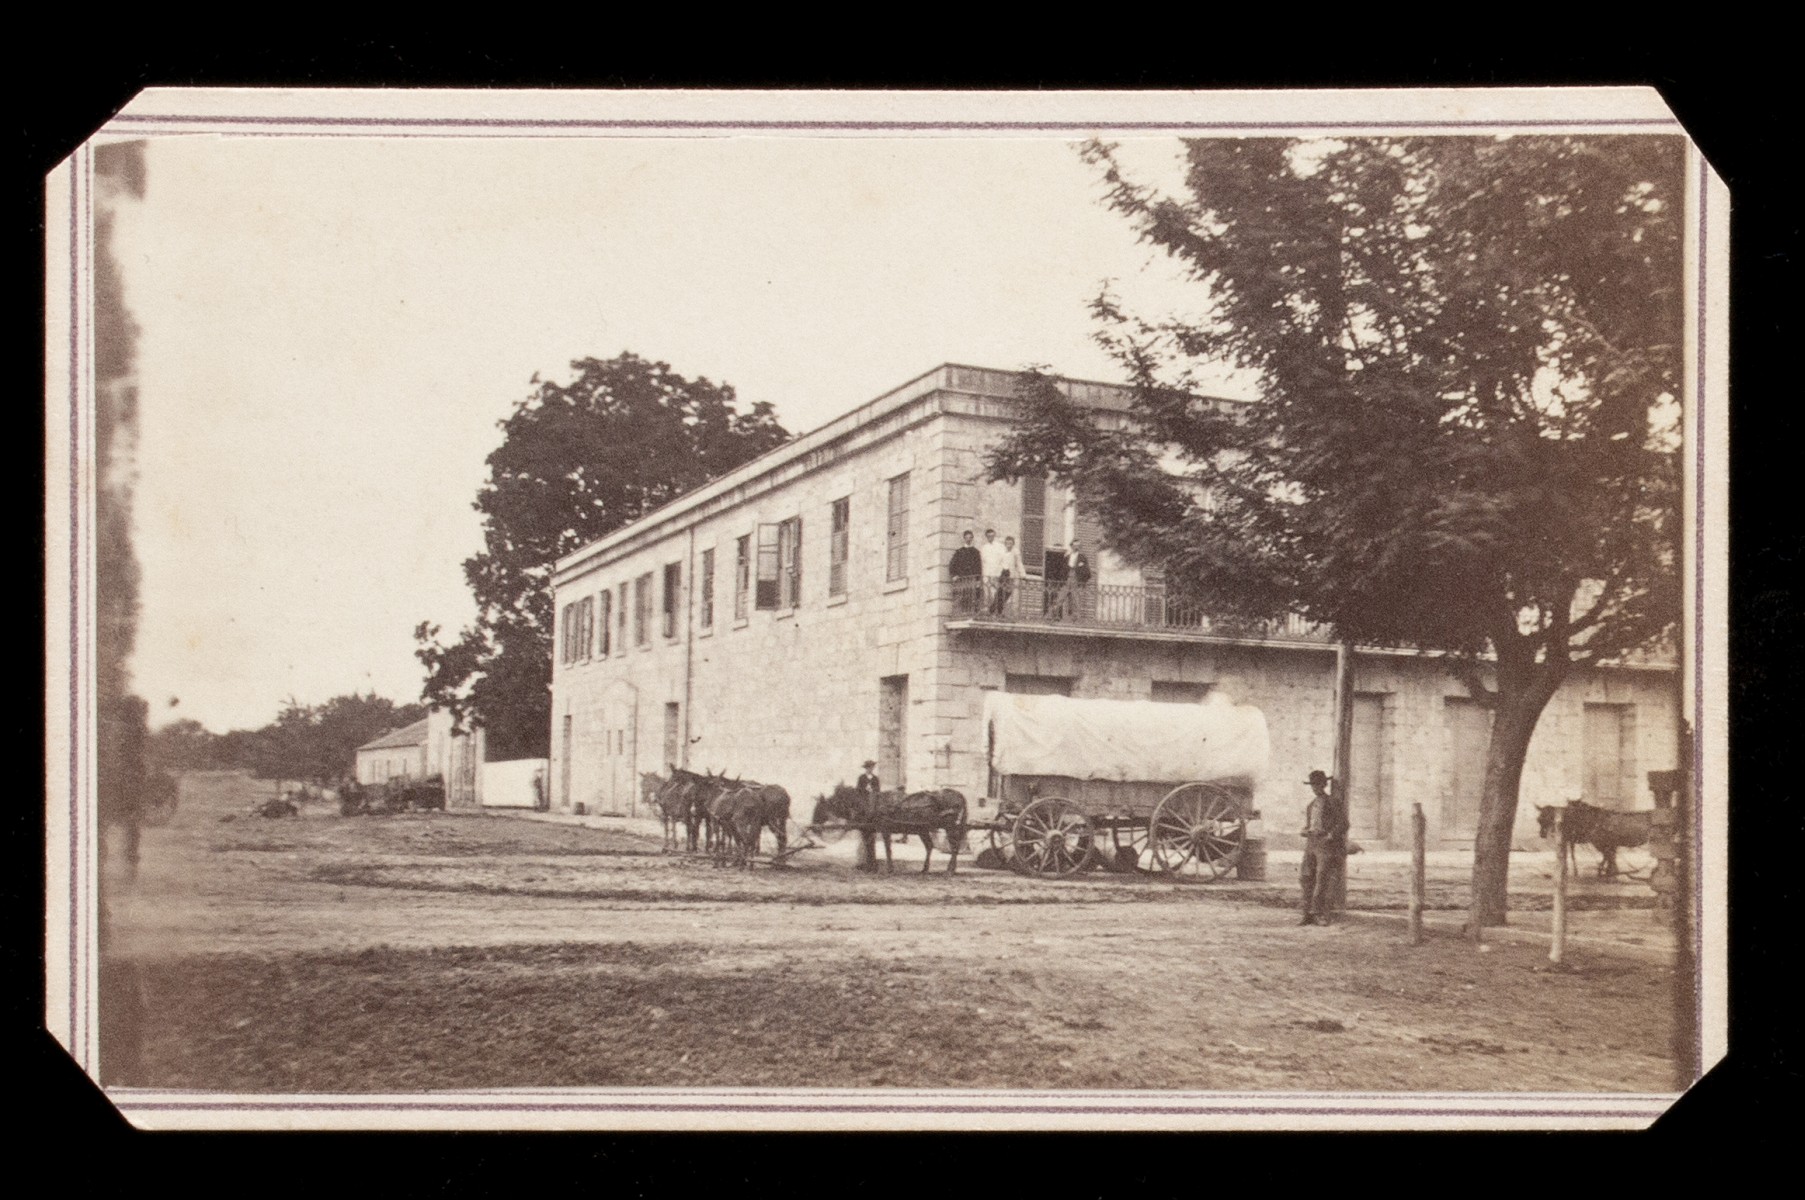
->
[[1011, 796, 1096, 878], [982, 814, 1021, 870], [1148, 783, 1246, 881]]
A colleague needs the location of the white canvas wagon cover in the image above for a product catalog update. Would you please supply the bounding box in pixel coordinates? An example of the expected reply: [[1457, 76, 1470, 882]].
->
[[982, 691, 1269, 785]]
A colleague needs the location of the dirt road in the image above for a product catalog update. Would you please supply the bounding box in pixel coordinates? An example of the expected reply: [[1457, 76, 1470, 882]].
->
[[104, 773, 1681, 1093]]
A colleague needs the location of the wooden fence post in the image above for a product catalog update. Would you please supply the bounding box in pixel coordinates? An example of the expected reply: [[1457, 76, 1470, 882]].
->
[[1549, 807, 1567, 966], [1409, 802, 1426, 946]]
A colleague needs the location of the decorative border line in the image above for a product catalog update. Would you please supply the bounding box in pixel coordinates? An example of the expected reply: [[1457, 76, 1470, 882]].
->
[[1692, 148, 1710, 1080], [105, 114, 1687, 133], [56, 106, 1716, 1126]]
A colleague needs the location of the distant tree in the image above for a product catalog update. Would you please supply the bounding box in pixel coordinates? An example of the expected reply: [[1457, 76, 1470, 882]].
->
[[417, 352, 790, 758], [990, 137, 1684, 925], [145, 717, 220, 773], [232, 693, 426, 784]]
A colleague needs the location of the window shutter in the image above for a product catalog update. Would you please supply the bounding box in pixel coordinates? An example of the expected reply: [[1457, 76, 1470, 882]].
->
[[830, 498, 849, 596], [886, 474, 910, 581], [787, 516, 803, 607], [756, 523, 781, 609], [1020, 475, 1046, 574]]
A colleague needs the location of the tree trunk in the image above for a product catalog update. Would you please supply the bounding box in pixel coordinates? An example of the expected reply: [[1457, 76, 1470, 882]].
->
[[1469, 679, 1559, 926]]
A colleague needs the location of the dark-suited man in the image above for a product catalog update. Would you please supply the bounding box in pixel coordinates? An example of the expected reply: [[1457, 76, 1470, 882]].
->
[[1299, 769, 1349, 925]]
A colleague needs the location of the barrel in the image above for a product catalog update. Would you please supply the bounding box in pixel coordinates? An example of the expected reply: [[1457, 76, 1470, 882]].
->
[[1237, 838, 1268, 881]]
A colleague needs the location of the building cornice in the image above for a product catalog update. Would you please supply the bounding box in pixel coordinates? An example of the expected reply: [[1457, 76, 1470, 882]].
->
[[551, 364, 1164, 587]]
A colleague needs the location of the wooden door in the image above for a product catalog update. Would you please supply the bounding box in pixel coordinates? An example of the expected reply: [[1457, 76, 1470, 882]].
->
[[559, 715, 574, 811], [879, 675, 908, 792], [1584, 703, 1630, 808], [1349, 693, 1388, 841], [1443, 698, 1491, 844]]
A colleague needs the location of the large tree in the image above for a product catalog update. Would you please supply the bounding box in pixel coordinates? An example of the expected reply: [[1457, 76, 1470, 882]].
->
[[990, 136, 1684, 924], [417, 353, 790, 758]]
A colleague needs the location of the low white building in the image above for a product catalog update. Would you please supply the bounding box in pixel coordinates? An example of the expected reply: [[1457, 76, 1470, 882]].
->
[[354, 710, 483, 806]]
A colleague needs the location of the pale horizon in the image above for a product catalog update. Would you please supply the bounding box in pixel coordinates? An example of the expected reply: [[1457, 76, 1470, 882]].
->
[[114, 134, 1255, 732]]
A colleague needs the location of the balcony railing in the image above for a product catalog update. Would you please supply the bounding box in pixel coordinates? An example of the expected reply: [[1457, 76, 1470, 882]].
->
[[944, 578, 1333, 644]]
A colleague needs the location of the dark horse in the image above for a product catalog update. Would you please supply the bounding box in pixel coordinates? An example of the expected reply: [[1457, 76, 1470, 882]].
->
[[1537, 800, 1652, 880], [810, 784, 968, 875], [660, 767, 728, 852], [710, 780, 792, 869], [646, 768, 686, 852]]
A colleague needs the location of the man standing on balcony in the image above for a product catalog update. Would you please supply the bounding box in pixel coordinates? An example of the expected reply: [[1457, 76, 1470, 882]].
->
[[978, 528, 1007, 616], [949, 530, 982, 614], [1053, 539, 1091, 620], [992, 534, 1026, 616]]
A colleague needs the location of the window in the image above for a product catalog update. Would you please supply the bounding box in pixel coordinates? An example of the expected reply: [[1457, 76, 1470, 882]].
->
[[1004, 673, 1074, 696], [662, 562, 681, 639], [1020, 474, 1047, 574], [597, 589, 611, 656], [757, 519, 802, 610], [886, 473, 910, 582], [559, 596, 594, 663], [829, 497, 850, 596], [734, 534, 751, 621], [699, 548, 715, 629], [634, 572, 652, 646], [1151, 680, 1214, 704], [618, 582, 629, 652], [779, 515, 803, 608]]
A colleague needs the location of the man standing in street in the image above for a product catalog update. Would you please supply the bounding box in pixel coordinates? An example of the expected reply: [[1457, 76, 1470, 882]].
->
[[855, 759, 882, 871], [949, 530, 982, 614], [1299, 769, 1349, 925]]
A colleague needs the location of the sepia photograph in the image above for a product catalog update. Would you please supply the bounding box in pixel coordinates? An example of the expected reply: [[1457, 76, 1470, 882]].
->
[[44, 88, 1729, 1131]]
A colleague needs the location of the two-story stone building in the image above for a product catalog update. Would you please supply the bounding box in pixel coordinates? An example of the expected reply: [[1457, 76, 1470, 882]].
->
[[547, 365, 1678, 849]]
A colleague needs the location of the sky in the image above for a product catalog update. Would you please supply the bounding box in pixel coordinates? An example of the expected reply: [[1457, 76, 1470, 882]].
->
[[113, 133, 1247, 732]]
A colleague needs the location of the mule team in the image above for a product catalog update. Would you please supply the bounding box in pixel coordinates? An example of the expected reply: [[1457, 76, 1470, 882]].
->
[[641, 768, 968, 874]]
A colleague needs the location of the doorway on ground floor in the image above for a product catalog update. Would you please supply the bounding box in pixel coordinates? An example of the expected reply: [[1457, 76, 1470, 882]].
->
[[878, 675, 908, 792]]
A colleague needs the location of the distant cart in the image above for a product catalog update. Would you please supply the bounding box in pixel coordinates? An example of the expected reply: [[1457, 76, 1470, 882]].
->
[[976, 692, 1269, 881]]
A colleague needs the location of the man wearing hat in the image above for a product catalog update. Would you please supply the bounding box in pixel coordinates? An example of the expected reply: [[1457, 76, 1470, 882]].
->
[[1299, 769, 1349, 925], [855, 759, 882, 871]]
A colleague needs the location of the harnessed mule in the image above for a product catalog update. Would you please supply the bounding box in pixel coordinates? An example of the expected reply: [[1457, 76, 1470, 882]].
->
[[810, 784, 969, 875]]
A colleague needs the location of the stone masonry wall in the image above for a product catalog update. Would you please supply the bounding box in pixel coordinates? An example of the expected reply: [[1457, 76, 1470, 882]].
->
[[550, 412, 952, 818], [939, 631, 1678, 852]]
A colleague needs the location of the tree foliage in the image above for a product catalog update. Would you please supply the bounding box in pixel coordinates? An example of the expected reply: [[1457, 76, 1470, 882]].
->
[[152, 693, 426, 783], [990, 136, 1685, 922], [417, 353, 790, 758]]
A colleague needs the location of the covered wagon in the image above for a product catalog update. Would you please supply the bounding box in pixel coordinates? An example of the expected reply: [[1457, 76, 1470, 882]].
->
[[979, 691, 1270, 880]]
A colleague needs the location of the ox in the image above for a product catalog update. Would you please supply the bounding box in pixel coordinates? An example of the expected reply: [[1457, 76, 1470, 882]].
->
[[1536, 800, 1652, 880]]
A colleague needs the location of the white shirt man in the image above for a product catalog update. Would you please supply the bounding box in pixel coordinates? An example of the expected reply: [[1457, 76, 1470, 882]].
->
[[977, 528, 1008, 580], [991, 535, 1028, 615]]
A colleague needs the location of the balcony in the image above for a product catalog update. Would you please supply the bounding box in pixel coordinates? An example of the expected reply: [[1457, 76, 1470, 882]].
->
[[942, 578, 1335, 646]]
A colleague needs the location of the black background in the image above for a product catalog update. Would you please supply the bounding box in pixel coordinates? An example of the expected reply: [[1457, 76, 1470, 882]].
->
[[19, 36, 1792, 1181]]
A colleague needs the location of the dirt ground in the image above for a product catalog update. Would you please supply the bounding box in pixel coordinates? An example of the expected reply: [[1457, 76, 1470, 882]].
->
[[102, 772, 1682, 1094]]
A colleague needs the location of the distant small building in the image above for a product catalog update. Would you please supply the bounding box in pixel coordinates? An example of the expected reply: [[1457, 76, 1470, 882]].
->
[[355, 717, 428, 784], [355, 711, 484, 806]]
